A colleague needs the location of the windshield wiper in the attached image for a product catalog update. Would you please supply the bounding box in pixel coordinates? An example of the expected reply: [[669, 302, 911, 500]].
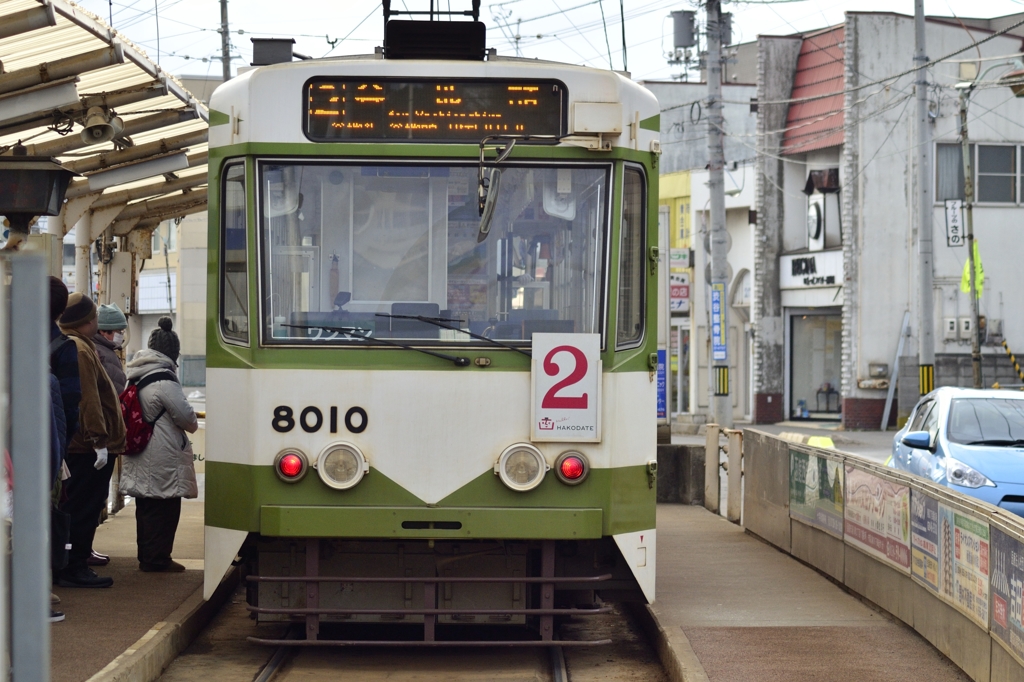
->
[[283, 324, 470, 367], [375, 313, 532, 358], [964, 439, 1024, 447]]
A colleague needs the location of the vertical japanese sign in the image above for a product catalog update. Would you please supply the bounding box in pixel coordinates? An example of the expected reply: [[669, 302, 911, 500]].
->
[[656, 349, 667, 420], [991, 527, 1024, 663], [945, 199, 965, 247], [710, 282, 727, 362], [938, 503, 990, 628], [911, 492, 941, 592], [669, 272, 690, 314], [790, 450, 844, 538], [844, 466, 911, 573], [531, 333, 601, 443]]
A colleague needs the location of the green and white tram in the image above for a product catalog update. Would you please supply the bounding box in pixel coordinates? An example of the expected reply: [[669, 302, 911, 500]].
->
[[204, 8, 661, 645]]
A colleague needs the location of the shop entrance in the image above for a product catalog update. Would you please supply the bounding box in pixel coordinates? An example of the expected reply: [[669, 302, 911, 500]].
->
[[790, 313, 841, 420]]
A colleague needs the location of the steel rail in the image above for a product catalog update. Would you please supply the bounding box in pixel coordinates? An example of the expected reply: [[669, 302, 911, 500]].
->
[[247, 637, 612, 648], [246, 606, 613, 616], [246, 573, 612, 584]]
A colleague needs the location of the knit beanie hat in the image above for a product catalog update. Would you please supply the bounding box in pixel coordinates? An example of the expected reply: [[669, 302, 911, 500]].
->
[[59, 292, 97, 328], [49, 276, 69, 322], [97, 304, 127, 331], [148, 317, 180, 361]]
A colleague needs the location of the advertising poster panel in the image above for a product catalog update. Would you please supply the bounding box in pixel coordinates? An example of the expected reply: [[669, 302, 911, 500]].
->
[[911, 492, 941, 592], [938, 503, 990, 628], [991, 527, 1024, 664], [790, 450, 844, 538], [844, 466, 911, 573]]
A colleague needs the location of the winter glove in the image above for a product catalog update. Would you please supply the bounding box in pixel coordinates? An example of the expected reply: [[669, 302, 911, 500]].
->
[[94, 447, 108, 470]]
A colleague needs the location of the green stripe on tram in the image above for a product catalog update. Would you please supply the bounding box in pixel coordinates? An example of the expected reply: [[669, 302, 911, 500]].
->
[[209, 109, 230, 127], [205, 461, 655, 537]]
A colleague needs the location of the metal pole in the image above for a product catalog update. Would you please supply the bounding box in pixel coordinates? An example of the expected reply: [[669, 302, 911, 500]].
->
[[704, 423, 720, 514], [959, 89, 982, 388], [220, 0, 231, 82], [915, 0, 935, 394], [618, 0, 627, 71], [8, 253, 51, 682], [726, 429, 742, 523], [706, 0, 732, 428], [74, 212, 91, 295]]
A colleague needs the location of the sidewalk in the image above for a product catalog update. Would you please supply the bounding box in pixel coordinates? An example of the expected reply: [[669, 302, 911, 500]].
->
[[649, 505, 969, 682], [51, 497, 204, 682]]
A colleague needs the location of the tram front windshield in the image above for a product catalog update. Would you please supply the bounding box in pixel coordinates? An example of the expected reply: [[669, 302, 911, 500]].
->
[[258, 162, 608, 344]]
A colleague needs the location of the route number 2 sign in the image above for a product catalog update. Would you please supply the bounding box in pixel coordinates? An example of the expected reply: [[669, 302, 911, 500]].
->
[[531, 333, 601, 443]]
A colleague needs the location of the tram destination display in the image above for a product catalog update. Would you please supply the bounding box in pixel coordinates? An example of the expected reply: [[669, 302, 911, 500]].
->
[[304, 78, 566, 141]]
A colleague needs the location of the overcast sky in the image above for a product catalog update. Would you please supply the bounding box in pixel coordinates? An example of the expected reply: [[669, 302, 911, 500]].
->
[[72, 0, 1024, 82]]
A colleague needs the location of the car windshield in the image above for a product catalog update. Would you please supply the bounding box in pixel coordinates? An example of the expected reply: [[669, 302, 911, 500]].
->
[[258, 162, 608, 344], [946, 397, 1024, 445]]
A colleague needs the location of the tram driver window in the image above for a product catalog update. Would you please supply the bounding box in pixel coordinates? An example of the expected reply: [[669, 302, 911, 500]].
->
[[616, 167, 646, 348], [220, 163, 248, 343], [258, 162, 608, 345]]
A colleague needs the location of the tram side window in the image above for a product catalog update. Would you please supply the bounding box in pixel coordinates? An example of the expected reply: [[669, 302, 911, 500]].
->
[[221, 164, 249, 343], [616, 167, 646, 348]]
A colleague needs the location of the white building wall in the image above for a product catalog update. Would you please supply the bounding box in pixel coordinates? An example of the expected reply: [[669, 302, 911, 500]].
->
[[689, 165, 756, 418]]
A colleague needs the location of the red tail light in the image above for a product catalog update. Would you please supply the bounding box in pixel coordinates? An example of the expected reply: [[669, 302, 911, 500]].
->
[[555, 451, 589, 485], [274, 450, 308, 482]]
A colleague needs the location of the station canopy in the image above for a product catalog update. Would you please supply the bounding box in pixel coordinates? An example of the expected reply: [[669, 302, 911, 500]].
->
[[0, 0, 208, 251]]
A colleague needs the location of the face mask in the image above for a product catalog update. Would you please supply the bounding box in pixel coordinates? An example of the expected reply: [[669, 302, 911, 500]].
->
[[113, 331, 124, 346]]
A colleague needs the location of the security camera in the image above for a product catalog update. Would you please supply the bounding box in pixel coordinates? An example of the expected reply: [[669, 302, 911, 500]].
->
[[80, 106, 116, 144]]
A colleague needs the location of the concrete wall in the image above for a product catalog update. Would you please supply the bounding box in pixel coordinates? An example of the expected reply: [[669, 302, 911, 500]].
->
[[655, 444, 704, 505], [751, 35, 801, 423], [742, 428, 1024, 681]]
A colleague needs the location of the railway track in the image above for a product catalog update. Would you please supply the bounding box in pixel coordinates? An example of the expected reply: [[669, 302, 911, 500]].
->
[[157, 586, 667, 682]]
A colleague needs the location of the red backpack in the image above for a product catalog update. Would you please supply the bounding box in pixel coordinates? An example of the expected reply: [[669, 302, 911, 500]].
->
[[119, 371, 177, 456]]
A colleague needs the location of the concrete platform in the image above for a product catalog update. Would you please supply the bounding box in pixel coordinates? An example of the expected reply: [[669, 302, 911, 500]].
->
[[51, 497, 205, 682], [648, 505, 970, 682]]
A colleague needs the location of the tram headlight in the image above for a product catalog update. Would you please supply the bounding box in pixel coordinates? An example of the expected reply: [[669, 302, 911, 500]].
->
[[555, 451, 590, 485], [495, 444, 548, 492], [274, 449, 308, 482], [315, 443, 369, 490]]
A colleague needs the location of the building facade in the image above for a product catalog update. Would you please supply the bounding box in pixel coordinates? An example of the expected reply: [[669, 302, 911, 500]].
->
[[754, 12, 1024, 428]]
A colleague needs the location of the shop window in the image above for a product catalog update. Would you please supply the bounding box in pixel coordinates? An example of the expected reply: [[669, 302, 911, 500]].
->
[[220, 163, 248, 343], [977, 145, 1015, 203], [616, 167, 646, 348]]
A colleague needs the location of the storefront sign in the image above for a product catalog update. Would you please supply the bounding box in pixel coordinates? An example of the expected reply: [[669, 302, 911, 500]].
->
[[911, 492, 941, 592], [945, 199, 965, 247], [990, 527, 1024, 664], [779, 249, 843, 290], [531, 333, 601, 443], [844, 466, 911, 573], [939, 503, 989, 628], [669, 248, 692, 269], [669, 272, 690, 314], [656, 349, 667, 420], [790, 450, 844, 538], [710, 282, 727, 362]]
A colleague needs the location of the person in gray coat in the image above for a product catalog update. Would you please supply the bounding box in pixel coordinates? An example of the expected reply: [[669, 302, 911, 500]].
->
[[120, 317, 198, 572]]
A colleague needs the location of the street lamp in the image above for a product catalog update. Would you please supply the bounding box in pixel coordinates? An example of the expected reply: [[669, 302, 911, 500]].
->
[[955, 62, 1024, 388], [0, 145, 77, 251]]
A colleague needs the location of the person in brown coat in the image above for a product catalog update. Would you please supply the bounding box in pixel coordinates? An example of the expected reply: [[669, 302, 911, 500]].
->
[[56, 293, 127, 588]]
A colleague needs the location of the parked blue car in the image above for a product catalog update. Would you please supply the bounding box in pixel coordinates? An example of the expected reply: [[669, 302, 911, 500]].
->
[[889, 387, 1024, 516]]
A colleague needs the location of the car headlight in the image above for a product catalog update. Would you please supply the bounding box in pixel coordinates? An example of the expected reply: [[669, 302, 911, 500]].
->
[[495, 444, 548, 492], [315, 443, 368, 490], [945, 456, 995, 489]]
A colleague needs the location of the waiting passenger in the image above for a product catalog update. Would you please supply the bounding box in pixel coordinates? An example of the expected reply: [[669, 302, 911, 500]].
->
[[120, 317, 198, 572]]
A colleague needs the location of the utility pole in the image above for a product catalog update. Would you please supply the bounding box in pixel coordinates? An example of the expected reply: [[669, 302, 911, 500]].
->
[[958, 86, 982, 388], [220, 0, 231, 82], [915, 0, 935, 396], [706, 0, 732, 427]]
